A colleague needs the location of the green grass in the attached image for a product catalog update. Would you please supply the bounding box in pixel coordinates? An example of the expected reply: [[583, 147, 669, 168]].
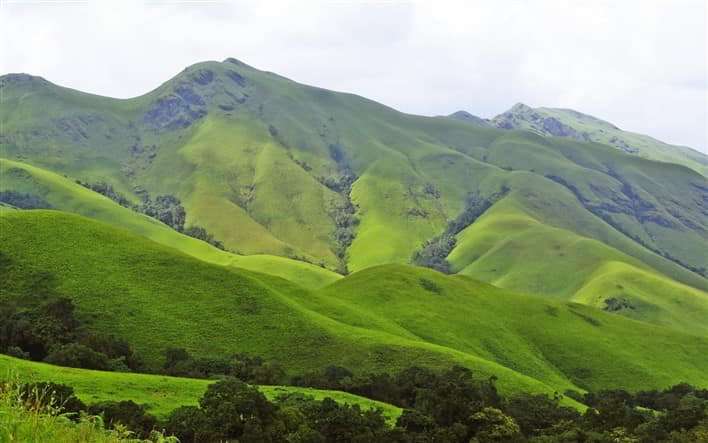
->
[[2, 60, 705, 294], [0, 158, 340, 290], [2, 210, 706, 402], [446, 191, 708, 336], [486, 103, 708, 176], [0, 355, 402, 422], [0, 395, 130, 443], [1, 60, 707, 410]]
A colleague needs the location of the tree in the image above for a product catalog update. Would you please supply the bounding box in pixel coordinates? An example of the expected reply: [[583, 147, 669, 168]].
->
[[20, 382, 86, 417], [505, 393, 580, 437], [469, 407, 521, 442], [199, 378, 278, 440], [44, 343, 110, 371], [88, 400, 157, 438], [164, 406, 216, 443]]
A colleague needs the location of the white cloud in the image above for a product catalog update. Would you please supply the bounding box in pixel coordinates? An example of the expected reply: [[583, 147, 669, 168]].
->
[[1, 0, 706, 152]]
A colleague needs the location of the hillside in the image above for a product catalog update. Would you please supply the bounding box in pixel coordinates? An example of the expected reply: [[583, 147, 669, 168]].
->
[[0, 157, 339, 290], [2, 61, 706, 312], [0, 354, 401, 421], [2, 210, 706, 398], [480, 103, 708, 176]]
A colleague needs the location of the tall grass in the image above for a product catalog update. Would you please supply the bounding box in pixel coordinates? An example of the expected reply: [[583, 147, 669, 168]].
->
[[0, 379, 176, 443]]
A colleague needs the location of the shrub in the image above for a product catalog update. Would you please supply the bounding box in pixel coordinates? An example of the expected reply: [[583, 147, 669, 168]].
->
[[88, 400, 157, 438], [44, 343, 110, 371]]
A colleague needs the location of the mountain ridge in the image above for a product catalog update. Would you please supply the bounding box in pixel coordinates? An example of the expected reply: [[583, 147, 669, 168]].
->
[[2, 57, 706, 302]]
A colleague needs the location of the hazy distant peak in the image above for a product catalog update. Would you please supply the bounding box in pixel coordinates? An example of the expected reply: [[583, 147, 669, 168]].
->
[[448, 110, 491, 127]]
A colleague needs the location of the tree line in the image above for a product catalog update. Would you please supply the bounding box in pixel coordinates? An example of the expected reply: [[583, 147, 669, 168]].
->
[[8, 366, 708, 442]]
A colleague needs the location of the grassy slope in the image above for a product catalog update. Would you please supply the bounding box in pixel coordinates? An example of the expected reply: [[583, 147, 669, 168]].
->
[[447, 191, 708, 336], [3, 210, 707, 398], [310, 265, 708, 393], [0, 355, 401, 421], [486, 103, 708, 176], [0, 158, 339, 290], [537, 107, 708, 176], [2, 61, 706, 288]]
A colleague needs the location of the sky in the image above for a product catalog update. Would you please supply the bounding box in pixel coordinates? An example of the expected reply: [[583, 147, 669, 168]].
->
[[1, 0, 707, 152]]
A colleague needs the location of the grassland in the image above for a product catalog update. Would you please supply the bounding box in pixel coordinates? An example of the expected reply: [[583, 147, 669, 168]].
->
[[0, 158, 340, 290], [0, 355, 402, 422], [2, 60, 706, 292], [2, 210, 706, 402], [485, 103, 708, 176]]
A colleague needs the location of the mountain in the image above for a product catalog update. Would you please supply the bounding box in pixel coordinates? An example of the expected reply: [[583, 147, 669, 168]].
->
[[2, 59, 706, 295], [1, 58, 708, 405], [2, 210, 707, 397], [483, 103, 708, 176]]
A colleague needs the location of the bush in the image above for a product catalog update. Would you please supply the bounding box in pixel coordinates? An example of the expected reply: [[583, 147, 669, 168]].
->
[[88, 400, 157, 438], [44, 343, 110, 371], [20, 382, 86, 417], [0, 190, 52, 209], [164, 406, 214, 443], [199, 378, 278, 440]]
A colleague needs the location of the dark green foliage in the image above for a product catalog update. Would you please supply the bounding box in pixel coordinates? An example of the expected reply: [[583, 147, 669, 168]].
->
[[75, 182, 228, 247], [44, 343, 110, 371], [445, 188, 508, 236], [412, 235, 455, 273], [0, 190, 52, 209], [19, 382, 86, 417], [0, 297, 79, 360], [139, 194, 186, 231], [297, 396, 389, 442], [162, 348, 285, 384], [79, 333, 143, 372], [88, 400, 157, 438], [292, 365, 354, 390], [12, 375, 707, 442], [504, 393, 580, 437], [183, 225, 225, 250], [412, 187, 509, 273], [418, 278, 442, 294], [164, 406, 215, 443], [198, 378, 279, 441], [75, 181, 131, 208], [0, 295, 141, 371]]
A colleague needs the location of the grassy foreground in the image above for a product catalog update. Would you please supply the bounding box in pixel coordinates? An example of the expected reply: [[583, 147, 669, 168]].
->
[[0, 355, 402, 422]]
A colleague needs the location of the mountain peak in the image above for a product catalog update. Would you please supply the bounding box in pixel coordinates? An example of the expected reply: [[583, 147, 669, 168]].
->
[[448, 110, 491, 127], [0, 73, 51, 88], [509, 102, 533, 113]]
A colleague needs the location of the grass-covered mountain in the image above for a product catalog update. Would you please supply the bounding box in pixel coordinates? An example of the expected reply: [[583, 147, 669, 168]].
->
[[2, 210, 707, 398], [1, 58, 707, 412], [450, 102, 708, 176]]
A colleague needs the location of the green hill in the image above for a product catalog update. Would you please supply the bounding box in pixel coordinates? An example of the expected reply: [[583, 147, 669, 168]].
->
[[0, 355, 401, 421], [0, 157, 339, 290], [482, 103, 708, 176], [2, 61, 706, 293], [2, 210, 706, 398]]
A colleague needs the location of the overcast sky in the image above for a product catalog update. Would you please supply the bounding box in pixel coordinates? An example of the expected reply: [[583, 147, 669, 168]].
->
[[1, 0, 707, 152]]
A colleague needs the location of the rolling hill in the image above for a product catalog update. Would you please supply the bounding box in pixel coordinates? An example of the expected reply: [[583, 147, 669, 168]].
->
[[1, 59, 706, 303], [0, 354, 402, 421], [2, 210, 706, 399]]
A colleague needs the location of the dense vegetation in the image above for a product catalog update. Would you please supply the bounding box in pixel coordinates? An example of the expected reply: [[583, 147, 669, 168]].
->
[[76, 180, 225, 250], [0, 293, 142, 372], [1, 59, 707, 441], [5, 367, 707, 442], [413, 187, 508, 273]]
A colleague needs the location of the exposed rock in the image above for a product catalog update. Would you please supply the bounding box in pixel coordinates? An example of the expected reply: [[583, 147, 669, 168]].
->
[[191, 69, 215, 85], [225, 70, 247, 87]]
